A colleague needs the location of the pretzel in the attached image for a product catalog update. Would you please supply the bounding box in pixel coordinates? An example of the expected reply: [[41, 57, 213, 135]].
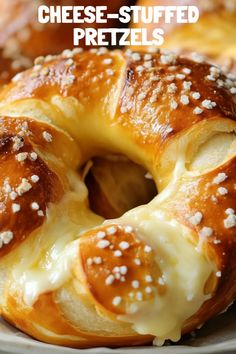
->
[[0, 48, 235, 348], [131, 0, 236, 71], [0, 0, 124, 84]]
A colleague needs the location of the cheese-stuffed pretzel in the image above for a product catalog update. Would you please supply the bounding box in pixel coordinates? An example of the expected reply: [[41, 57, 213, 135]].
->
[[0, 48, 235, 347]]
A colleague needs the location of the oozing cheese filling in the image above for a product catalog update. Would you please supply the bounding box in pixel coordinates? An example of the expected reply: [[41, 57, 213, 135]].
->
[[0, 154, 213, 344], [0, 99, 216, 343], [6, 171, 102, 306], [115, 206, 213, 343], [106, 149, 214, 343]]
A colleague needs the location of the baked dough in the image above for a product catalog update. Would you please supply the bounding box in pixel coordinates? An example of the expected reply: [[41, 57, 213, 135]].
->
[[0, 48, 235, 347]]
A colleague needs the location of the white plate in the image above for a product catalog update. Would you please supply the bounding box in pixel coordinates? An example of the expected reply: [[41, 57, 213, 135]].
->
[[0, 304, 235, 354]]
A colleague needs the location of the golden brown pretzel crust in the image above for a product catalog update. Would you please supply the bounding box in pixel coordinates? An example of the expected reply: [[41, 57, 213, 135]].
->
[[176, 156, 236, 333], [0, 49, 235, 347], [0, 117, 64, 258]]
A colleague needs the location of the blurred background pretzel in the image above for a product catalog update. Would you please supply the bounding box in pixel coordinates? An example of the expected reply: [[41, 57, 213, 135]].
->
[[131, 0, 236, 72]]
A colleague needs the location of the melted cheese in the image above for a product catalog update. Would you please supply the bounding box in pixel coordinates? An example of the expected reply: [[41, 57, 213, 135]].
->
[[156, 151, 186, 204], [188, 133, 236, 174], [6, 170, 102, 307], [115, 206, 213, 343], [0, 99, 218, 342], [103, 152, 214, 343], [3, 151, 213, 343], [12, 239, 78, 307]]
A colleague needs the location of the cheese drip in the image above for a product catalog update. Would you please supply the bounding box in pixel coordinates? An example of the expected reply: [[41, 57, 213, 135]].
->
[[115, 206, 213, 343], [4, 150, 213, 341], [7, 170, 102, 306], [105, 150, 213, 343]]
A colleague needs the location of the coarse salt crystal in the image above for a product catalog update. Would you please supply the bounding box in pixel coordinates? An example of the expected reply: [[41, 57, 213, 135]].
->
[[112, 296, 122, 306], [199, 227, 213, 238], [189, 212, 203, 225], [42, 131, 52, 142], [119, 241, 130, 250], [97, 240, 110, 248], [213, 173, 228, 184], [12, 203, 21, 213]]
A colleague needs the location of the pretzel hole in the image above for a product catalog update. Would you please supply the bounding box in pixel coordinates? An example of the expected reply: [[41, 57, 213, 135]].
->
[[84, 156, 157, 219], [187, 132, 236, 172]]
